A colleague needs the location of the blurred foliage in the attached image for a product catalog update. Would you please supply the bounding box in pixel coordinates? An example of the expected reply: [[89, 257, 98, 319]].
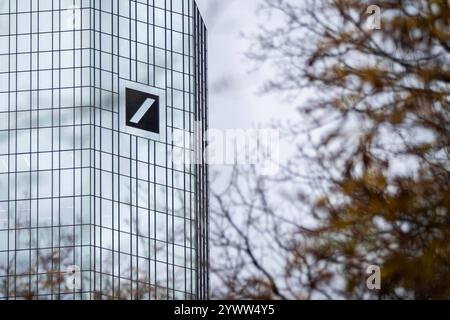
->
[[212, 0, 450, 299]]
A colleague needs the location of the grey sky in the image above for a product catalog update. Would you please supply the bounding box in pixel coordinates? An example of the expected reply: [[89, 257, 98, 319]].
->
[[195, 0, 298, 130], [193, 0, 304, 195]]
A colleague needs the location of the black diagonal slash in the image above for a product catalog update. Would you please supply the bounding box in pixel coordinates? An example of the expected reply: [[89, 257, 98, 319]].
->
[[126, 88, 160, 134]]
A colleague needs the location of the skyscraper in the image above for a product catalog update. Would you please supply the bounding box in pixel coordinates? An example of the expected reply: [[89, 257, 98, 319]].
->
[[0, 0, 208, 300]]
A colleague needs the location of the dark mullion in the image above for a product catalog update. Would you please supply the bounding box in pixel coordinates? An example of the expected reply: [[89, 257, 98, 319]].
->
[[202, 11, 207, 300], [6, 0, 11, 301], [134, 0, 138, 300], [79, 0, 85, 301], [90, 0, 94, 297], [192, 1, 198, 299], [147, 137, 151, 299], [99, 0, 104, 298], [152, 0, 157, 300], [135, 137, 138, 299], [35, 0, 40, 299], [13, 0, 18, 299], [128, 134, 132, 297], [181, 0, 187, 299], [58, 0, 62, 299], [91, 0, 96, 298], [146, 0, 152, 300], [163, 0, 169, 301], [200, 10, 204, 299], [187, 0, 192, 300], [111, 0, 116, 299], [50, 0, 55, 299], [198, 7, 202, 299], [169, 0, 176, 301], [202, 17, 207, 300], [188, 0, 193, 298], [72, 0, 76, 300], [204, 19, 209, 300], [197, 9, 202, 299]]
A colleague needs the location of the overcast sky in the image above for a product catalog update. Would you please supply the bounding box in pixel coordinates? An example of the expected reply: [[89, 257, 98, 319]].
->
[[193, 0, 304, 191], [195, 0, 298, 130]]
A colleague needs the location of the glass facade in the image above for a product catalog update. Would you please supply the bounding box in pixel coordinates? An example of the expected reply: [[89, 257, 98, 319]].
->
[[0, 0, 208, 300]]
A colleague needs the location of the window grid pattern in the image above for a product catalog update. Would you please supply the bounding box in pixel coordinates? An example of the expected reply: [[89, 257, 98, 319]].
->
[[193, 2, 208, 300], [0, 0, 208, 300]]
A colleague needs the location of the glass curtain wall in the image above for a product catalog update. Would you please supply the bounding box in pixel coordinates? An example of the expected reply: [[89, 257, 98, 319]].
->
[[0, 0, 208, 300]]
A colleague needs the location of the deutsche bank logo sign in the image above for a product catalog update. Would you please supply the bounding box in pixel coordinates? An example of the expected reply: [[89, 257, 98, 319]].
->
[[126, 88, 159, 133], [120, 80, 166, 141]]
